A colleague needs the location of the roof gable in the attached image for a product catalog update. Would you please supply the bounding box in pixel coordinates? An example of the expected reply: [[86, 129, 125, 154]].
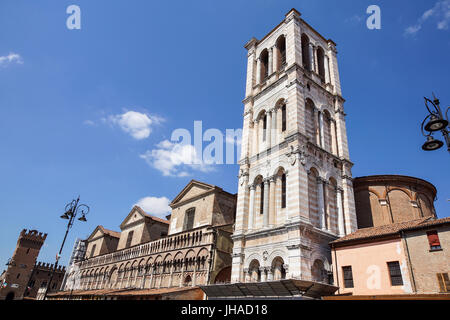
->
[[170, 180, 216, 206], [87, 225, 120, 241], [120, 206, 169, 229]]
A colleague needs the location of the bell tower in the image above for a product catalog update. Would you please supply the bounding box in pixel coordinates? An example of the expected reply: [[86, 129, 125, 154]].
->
[[232, 9, 357, 284]]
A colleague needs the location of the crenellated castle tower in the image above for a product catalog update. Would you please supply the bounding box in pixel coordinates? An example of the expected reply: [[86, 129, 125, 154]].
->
[[0, 229, 47, 300], [231, 9, 357, 284]]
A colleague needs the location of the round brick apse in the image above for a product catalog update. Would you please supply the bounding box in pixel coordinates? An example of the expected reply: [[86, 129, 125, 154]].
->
[[353, 175, 437, 229]]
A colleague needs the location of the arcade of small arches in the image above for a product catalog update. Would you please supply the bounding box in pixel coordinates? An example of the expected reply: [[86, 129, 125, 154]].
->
[[256, 33, 332, 86], [257, 35, 287, 84], [250, 97, 340, 158], [73, 249, 214, 291], [245, 163, 345, 236], [243, 256, 332, 285]]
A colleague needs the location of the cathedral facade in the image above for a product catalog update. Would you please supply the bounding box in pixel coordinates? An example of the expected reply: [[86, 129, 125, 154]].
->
[[231, 9, 358, 285]]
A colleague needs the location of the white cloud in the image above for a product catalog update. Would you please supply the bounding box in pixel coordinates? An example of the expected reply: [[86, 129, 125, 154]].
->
[[104, 110, 163, 140], [140, 139, 214, 177], [135, 196, 171, 218], [405, 0, 450, 35], [0, 53, 23, 67], [83, 120, 95, 126]]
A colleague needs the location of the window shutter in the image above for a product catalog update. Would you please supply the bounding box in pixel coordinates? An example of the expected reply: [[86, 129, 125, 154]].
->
[[427, 231, 441, 247]]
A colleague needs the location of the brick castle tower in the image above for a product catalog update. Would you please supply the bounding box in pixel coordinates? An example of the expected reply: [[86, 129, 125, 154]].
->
[[0, 229, 47, 300]]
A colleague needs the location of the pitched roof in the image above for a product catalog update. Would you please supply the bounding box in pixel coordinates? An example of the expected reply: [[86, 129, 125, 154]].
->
[[133, 205, 169, 225], [331, 216, 450, 246], [98, 225, 121, 238], [87, 225, 120, 241]]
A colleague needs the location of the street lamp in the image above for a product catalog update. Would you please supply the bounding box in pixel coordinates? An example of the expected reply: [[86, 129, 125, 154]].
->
[[43, 196, 89, 300], [420, 94, 450, 153]]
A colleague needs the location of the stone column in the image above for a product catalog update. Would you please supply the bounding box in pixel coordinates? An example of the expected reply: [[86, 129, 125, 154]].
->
[[323, 181, 330, 232], [256, 58, 261, 84], [324, 55, 331, 84], [317, 177, 326, 230], [336, 188, 345, 237], [179, 262, 185, 288], [269, 176, 276, 226], [268, 268, 274, 281], [268, 47, 273, 75], [266, 110, 272, 149], [263, 179, 270, 228], [193, 259, 197, 287], [244, 268, 250, 283], [168, 263, 174, 287], [284, 171, 290, 222], [314, 109, 320, 145], [253, 120, 258, 156], [330, 120, 337, 155], [271, 108, 277, 146], [149, 266, 154, 288], [309, 43, 315, 72], [319, 111, 325, 148], [248, 184, 256, 230], [260, 267, 267, 282], [273, 45, 279, 72]]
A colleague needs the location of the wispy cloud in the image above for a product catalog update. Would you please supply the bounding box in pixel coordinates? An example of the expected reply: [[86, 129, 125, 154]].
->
[[135, 196, 171, 218], [0, 52, 23, 67], [405, 0, 450, 36], [140, 139, 214, 177], [102, 110, 164, 140]]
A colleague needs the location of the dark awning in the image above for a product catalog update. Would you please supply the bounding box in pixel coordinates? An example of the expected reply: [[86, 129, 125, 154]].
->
[[199, 279, 338, 299]]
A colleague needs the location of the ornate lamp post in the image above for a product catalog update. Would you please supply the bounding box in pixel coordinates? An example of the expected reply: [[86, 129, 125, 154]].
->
[[43, 196, 89, 300], [420, 94, 449, 153]]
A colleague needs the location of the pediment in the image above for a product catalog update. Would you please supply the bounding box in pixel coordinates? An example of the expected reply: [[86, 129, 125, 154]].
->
[[120, 206, 146, 230], [170, 180, 216, 206], [87, 226, 105, 242]]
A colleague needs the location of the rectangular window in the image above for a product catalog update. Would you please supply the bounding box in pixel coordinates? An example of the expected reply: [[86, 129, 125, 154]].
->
[[342, 266, 353, 288], [126, 231, 134, 248], [387, 261, 403, 286], [90, 244, 96, 258], [281, 105, 286, 132], [184, 208, 195, 231], [437, 273, 450, 292], [427, 230, 442, 251]]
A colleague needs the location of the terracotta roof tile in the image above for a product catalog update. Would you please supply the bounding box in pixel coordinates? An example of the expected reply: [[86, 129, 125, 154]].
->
[[99, 225, 121, 238], [134, 206, 170, 225], [331, 216, 450, 245]]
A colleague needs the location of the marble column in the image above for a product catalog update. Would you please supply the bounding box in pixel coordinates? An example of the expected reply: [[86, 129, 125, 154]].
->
[[263, 179, 270, 228], [309, 43, 315, 72], [317, 178, 326, 230], [269, 176, 276, 226], [266, 110, 272, 149], [256, 58, 261, 84], [324, 55, 331, 84], [268, 47, 273, 75], [271, 108, 277, 146], [319, 112, 325, 148], [248, 184, 256, 230], [336, 188, 345, 237]]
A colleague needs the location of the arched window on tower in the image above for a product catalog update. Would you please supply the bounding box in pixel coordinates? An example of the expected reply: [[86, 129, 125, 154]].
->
[[281, 104, 286, 132], [317, 46, 325, 81], [275, 35, 286, 71], [260, 182, 265, 214], [259, 49, 269, 83], [262, 114, 267, 141], [301, 34, 311, 71], [281, 174, 287, 208]]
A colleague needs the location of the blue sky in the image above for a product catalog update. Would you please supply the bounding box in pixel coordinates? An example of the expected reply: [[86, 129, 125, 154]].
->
[[0, 0, 449, 268]]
